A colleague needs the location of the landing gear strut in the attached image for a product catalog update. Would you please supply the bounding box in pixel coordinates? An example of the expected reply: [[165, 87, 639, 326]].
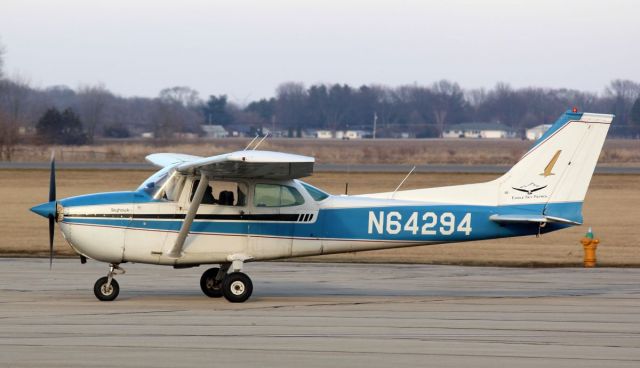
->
[[94, 264, 125, 301]]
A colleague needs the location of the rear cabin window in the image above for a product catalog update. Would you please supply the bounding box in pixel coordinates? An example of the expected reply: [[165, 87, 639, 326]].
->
[[254, 184, 305, 207], [301, 182, 329, 201]]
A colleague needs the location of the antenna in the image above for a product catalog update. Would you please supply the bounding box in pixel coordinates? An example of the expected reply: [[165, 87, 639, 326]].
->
[[244, 134, 259, 150], [252, 132, 270, 150], [392, 166, 416, 198]]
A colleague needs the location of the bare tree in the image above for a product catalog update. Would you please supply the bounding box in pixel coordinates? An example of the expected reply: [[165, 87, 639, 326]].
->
[[0, 75, 31, 160], [605, 79, 640, 125], [0, 37, 5, 79], [159, 86, 200, 108], [76, 83, 112, 143], [275, 82, 307, 136], [152, 87, 202, 140], [431, 80, 466, 136]]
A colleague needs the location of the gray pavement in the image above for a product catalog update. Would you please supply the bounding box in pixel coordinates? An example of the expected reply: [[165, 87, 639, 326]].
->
[[2, 161, 640, 174], [1, 258, 640, 367]]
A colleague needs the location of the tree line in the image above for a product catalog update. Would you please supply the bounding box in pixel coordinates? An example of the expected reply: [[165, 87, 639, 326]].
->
[[2, 43, 640, 160]]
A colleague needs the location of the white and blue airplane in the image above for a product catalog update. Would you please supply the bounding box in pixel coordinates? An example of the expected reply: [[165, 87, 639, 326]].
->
[[31, 110, 613, 303]]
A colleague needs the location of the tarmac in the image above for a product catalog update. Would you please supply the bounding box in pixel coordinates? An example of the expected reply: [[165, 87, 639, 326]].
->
[[1, 258, 639, 367]]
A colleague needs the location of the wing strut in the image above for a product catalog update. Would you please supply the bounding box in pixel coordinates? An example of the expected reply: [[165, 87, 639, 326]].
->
[[166, 173, 209, 258]]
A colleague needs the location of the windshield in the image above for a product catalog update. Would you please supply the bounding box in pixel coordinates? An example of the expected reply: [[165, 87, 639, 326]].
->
[[300, 181, 330, 201], [138, 165, 181, 199]]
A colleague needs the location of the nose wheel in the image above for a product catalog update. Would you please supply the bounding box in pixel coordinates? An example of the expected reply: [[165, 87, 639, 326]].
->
[[94, 264, 124, 301]]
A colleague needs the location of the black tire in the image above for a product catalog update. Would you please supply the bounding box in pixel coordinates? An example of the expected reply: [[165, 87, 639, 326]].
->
[[222, 272, 253, 303], [200, 267, 224, 298], [94, 276, 119, 301]]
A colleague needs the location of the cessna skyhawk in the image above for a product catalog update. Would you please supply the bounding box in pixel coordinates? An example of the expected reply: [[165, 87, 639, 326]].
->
[[30, 110, 613, 303]]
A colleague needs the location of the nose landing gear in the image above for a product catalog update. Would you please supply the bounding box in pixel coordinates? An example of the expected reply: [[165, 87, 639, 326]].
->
[[94, 264, 125, 301]]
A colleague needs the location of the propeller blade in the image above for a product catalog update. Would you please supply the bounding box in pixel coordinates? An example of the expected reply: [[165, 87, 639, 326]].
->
[[49, 216, 54, 269], [49, 151, 56, 269], [49, 152, 56, 202]]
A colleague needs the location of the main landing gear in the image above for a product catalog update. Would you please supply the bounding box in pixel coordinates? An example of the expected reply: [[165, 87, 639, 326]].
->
[[92, 262, 253, 303], [94, 264, 125, 301], [199, 263, 253, 303]]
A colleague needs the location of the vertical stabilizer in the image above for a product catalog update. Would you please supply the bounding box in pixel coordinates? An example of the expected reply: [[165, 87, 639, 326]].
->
[[496, 110, 613, 223]]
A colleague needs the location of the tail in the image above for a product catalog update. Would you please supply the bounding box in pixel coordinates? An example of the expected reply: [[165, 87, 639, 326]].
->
[[494, 110, 613, 224], [367, 109, 613, 226]]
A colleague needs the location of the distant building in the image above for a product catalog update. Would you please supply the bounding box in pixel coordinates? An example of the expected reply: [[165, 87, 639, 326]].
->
[[226, 124, 251, 137], [201, 125, 228, 138], [18, 126, 36, 136], [174, 132, 199, 139], [141, 132, 154, 139], [316, 130, 333, 139], [343, 130, 369, 139], [301, 129, 318, 138], [389, 132, 415, 139], [526, 124, 552, 140], [315, 130, 370, 139], [443, 123, 517, 139]]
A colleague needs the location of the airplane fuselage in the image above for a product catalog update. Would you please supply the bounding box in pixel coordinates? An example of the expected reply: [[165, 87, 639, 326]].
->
[[57, 178, 569, 266]]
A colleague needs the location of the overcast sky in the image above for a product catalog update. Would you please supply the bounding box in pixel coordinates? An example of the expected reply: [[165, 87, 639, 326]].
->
[[1, 0, 638, 103]]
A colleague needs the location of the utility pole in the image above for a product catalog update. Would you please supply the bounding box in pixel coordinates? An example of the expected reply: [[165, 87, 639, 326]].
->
[[373, 112, 377, 139]]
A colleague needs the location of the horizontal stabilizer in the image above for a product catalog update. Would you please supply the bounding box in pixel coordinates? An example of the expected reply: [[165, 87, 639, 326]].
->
[[489, 214, 581, 225]]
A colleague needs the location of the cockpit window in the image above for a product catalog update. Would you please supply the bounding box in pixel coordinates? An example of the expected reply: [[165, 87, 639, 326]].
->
[[300, 181, 330, 201]]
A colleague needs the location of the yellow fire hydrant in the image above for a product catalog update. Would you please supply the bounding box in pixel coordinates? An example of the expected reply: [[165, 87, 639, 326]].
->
[[580, 227, 599, 268]]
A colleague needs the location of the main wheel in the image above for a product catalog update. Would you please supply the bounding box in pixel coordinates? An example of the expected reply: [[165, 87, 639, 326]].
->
[[200, 267, 223, 298], [94, 276, 119, 301], [222, 272, 253, 303]]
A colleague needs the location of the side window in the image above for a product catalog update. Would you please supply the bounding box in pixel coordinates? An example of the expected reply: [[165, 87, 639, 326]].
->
[[254, 184, 305, 207], [281, 186, 305, 206], [190, 179, 246, 206]]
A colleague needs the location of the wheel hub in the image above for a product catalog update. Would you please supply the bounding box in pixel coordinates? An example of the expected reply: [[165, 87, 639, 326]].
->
[[230, 281, 245, 295], [101, 284, 113, 296]]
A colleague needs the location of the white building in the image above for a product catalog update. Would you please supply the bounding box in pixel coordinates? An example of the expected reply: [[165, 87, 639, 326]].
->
[[343, 130, 368, 139], [526, 124, 552, 140], [316, 130, 333, 139], [443, 123, 517, 139], [202, 125, 228, 138]]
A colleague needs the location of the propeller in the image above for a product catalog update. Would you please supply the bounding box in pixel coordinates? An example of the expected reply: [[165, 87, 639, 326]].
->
[[49, 151, 58, 269], [48, 152, 56, 269], [30, 152, 59, 269]]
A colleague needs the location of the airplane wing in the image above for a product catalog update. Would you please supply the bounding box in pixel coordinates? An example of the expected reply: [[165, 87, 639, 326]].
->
[[146, 153, 203, 168], [147, 150, 315, 180]]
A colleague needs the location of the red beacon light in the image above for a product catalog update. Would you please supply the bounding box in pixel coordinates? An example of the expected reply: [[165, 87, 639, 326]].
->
[[572, 106, 579, 113]]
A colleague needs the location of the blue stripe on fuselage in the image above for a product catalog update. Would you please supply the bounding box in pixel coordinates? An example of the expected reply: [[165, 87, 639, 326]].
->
[[62, 202, 578, 242], [60, 190, 155, 207]]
